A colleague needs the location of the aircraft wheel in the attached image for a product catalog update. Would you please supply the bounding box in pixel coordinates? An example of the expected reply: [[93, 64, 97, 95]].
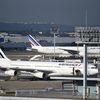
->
[[43, 73, 50, 80], [75, 70, 81, 76]]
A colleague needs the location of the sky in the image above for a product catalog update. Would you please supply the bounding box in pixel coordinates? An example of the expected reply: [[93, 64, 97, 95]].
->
[[0, 0, 100, 26]]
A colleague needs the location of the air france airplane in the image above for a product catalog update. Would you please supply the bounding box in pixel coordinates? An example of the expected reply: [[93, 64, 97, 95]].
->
[[27, 34, 100, 57], [0, 49, 98, 80], [27, 34, 79, 56]]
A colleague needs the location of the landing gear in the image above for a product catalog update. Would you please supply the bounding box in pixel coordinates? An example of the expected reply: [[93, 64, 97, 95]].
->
[[43, 73, 50, 80], [75, 70, 81, 76]]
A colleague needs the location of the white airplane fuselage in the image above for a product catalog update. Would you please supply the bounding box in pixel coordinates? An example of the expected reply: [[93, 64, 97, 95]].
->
[[0, 58, 98, 77], [31, 46, 100, 56], [34, 46, 70, 54]]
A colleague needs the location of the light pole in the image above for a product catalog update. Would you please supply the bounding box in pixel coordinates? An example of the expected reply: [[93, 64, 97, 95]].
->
[[53, 32, 55, 60], [51, 25, 59, 60], [83, 44, 87, 99]]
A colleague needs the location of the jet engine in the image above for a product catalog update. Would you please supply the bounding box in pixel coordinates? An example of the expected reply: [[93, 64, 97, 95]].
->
[[4, 70, 21, 76], [33, 71, 43, 78], [32, 71, 50, 80], [4, 70, 16, 76]]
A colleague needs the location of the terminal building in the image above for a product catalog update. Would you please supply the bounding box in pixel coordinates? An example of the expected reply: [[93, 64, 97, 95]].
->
[[75, 27, 100, 45]]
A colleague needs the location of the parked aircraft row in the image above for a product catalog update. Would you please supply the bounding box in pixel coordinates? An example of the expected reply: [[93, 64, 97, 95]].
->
[[27, 34, 100, 57], [0, 34, 99, 80], [0, 48, 98, 80]]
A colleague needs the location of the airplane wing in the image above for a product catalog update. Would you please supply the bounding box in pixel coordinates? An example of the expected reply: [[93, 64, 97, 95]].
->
[[59, 48, 79, 55], [10, 67, 54, 79], [34, 69, 53, 74], [26, 47, 38, 52], [0, 67, 7, 71], [10, 67, 53, 74]]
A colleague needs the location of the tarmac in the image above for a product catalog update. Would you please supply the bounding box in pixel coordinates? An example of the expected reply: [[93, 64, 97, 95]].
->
[[4, 50, 35, 60], [0, 81, 62, 91], [0, 81, 98, 100], [0, 96, 75, 100]]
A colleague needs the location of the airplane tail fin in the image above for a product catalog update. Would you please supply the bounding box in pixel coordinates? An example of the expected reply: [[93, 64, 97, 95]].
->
[[27, 34, 41, 48], [0, 48, 10, 60]]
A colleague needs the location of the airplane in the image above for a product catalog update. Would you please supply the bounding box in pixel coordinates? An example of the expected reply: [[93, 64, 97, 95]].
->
[[27, 34, 100, 57], [0, 48, 98, 80], [27, 34, 79, 57]]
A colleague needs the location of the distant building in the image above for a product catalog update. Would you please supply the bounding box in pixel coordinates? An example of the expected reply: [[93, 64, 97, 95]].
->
[[0, 38, 4, 43], [1, 34, 76, 46], [0, 32, 8, 37], [75, 27, 100, 45], [0, 32, 8, 43]]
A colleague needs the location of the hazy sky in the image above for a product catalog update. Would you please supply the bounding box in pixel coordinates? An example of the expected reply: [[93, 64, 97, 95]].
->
[[0, 0, 100, 25]]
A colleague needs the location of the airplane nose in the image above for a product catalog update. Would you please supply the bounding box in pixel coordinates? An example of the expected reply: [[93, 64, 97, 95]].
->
[[93, 69, 98, 75], [89, 69, 98, 75]]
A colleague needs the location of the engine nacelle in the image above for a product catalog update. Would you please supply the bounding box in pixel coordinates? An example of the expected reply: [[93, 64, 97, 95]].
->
[[33, 72, 43, 78], [33, 72, 50, 80], [4, 70, 15, 76]]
